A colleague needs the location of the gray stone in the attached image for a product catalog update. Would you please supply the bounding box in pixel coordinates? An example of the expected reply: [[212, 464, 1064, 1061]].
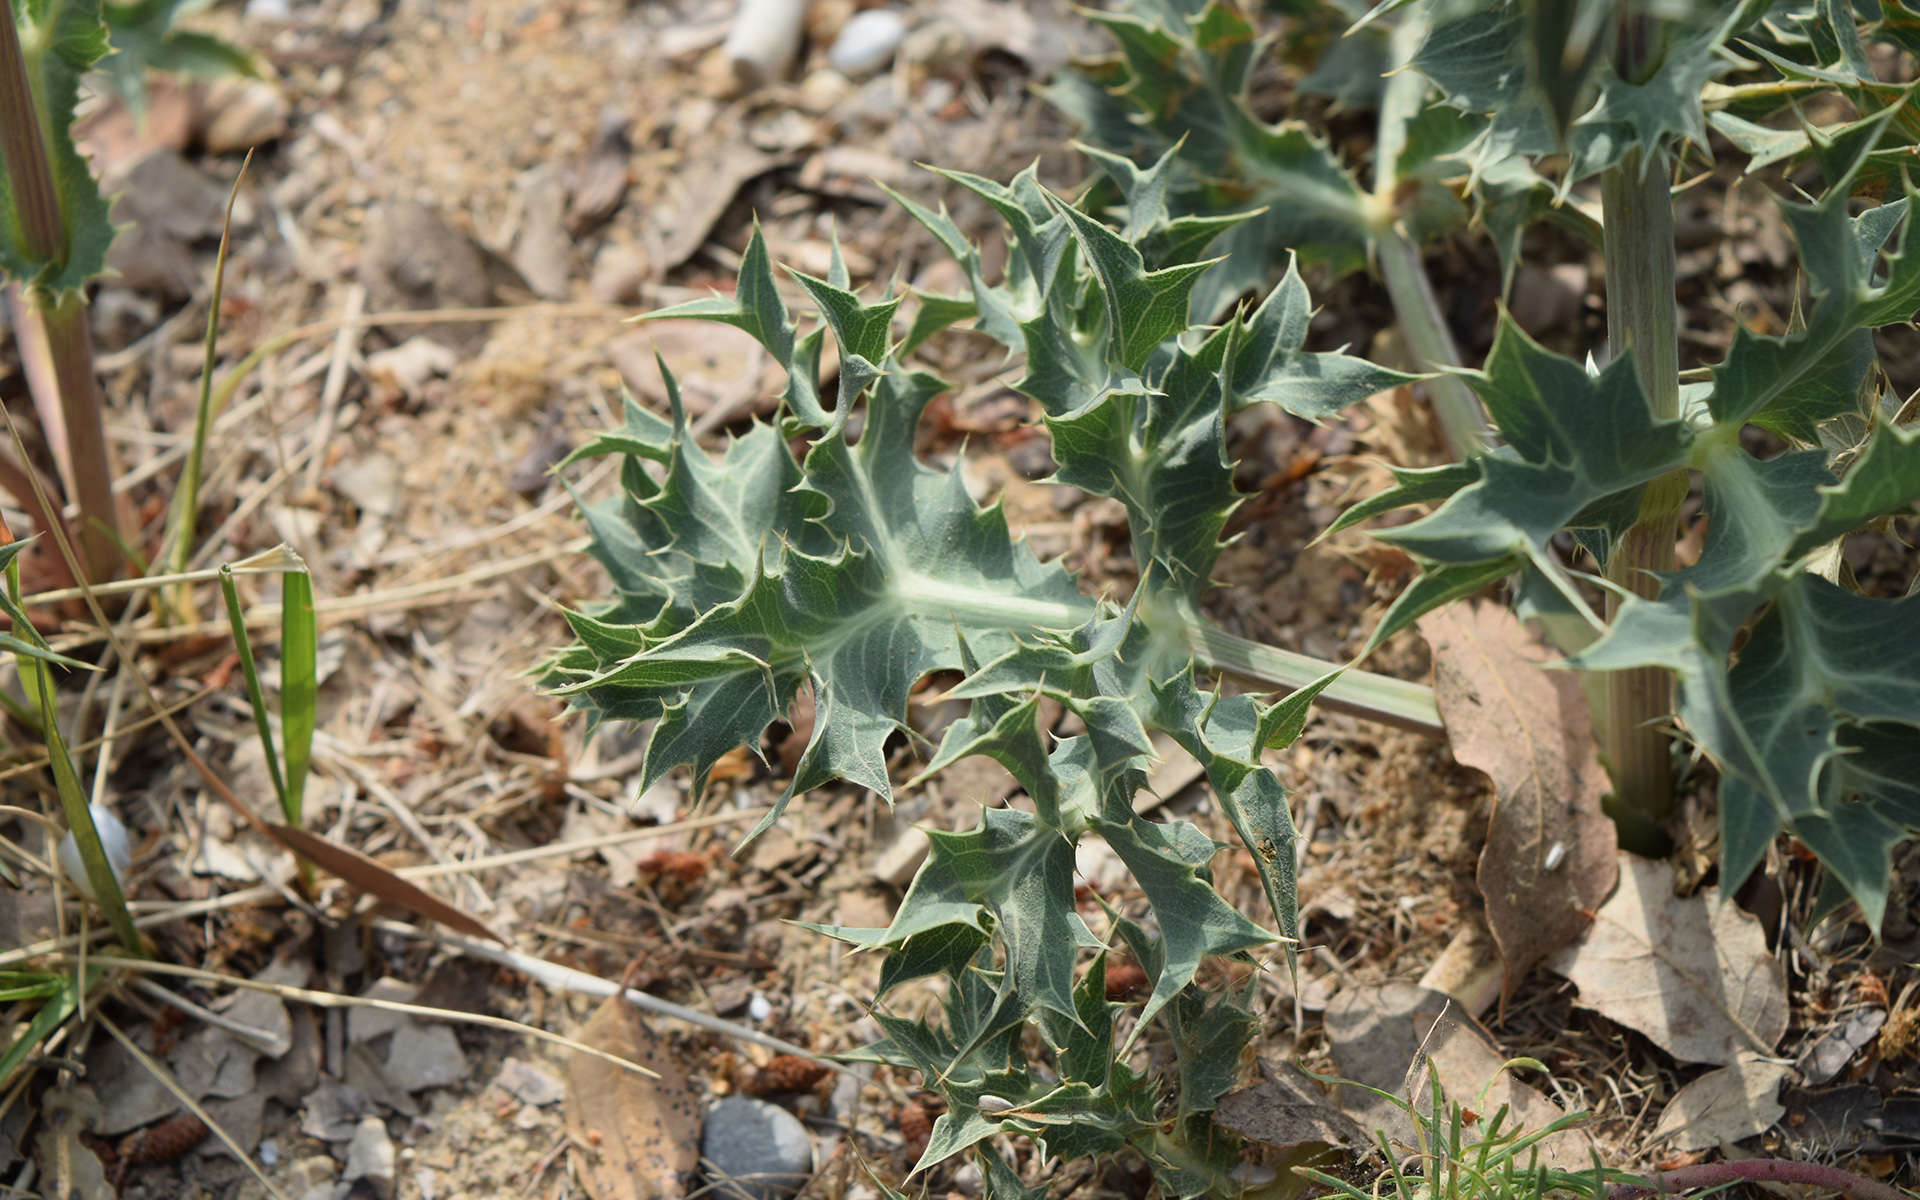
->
[[301, 1081, 371, 1144], [196, 1093, 267, 1159], [382, 1023, 468, 1092], [495, 1058, 565, 1107], [290, 1155, 337, 1200], [169, 1028, 257, 1098], [700, 1097, 814, 1200], [342, 1116, 395, 1199], [346, 979, 417, 1044]]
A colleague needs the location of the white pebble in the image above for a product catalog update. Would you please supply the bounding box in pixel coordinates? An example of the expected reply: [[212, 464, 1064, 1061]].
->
[[828, 9, 907, 78], [56, 804, 130, 901], [748, 991, 773, 1023]]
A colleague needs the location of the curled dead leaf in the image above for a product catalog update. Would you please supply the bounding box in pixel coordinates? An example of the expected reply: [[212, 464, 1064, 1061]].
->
[[1420, 603, 1617, 1006]]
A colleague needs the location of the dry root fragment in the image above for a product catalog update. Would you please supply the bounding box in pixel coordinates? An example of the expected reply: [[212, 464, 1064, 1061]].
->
[[118, 1113, 210, 1165], [896, 1100, 932, 1161], [1105, 962, 1149, 1001], [743, 1055, 832, 1097]]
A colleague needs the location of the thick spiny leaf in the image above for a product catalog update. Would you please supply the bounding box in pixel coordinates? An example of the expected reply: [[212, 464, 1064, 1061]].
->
[[1, 0, 114, 295], [545, 366, 1090, 833], [640, 222, 852, 428], [1094, 809, 1273, 1030], [101, 0, 256, 113], [1413, 1, 1761, 182], [1053, 3, 1373, 317], [1572, 423, 1920, 928], [894, 807, 1100, 1025], [1377, 316, 1692, 582], [1710, 182, 1920, 441]]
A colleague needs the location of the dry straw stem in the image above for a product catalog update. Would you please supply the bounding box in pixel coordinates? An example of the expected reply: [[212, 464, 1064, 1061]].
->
[[80, 955, 660, 1082], [372, 919, 856, 1074], [0, 807, 768, 969]]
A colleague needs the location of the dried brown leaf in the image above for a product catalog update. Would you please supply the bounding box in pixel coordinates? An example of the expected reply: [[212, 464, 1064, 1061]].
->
[[1215, 1063, 1370, 1157], [641, 131, 782, 272], [1651, 1054, 1790, 1150], [1420, 604, 1617, 1003], [565, 997, 700, 1200], [1324, 983, 1590, 1167], [268, 824, 504, 945], [1545, 855, 1786, 1065]]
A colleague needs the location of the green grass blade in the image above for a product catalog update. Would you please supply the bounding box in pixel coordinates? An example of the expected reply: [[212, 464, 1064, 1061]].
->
[[0, 972, 81, 1090], [219, 564, 288, 815], [33, 667, 145, 956], [166, 152, 251, 588], [280, 565, 316, 826]]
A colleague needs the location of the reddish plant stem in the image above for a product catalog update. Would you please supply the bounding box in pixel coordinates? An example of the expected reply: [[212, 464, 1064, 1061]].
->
[[0, 9, 63, 264], [1610, 1159, 1914, 1200]]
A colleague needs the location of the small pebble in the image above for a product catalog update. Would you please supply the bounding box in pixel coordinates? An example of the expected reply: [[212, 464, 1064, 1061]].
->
[[828, 9, 906, 77], [701, 1098, 814, 1200], [342, 1117, 395, 1200]]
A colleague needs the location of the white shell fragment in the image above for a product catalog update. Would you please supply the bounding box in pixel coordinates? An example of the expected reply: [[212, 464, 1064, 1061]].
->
[[57, 803, 131, 901], [828, 9, 907, 78]]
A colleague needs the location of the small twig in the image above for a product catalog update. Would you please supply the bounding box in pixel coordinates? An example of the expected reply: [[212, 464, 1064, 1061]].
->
[[127, 978, 287, 1056], [1610, 1160, 1915, 1200], [302, 283, 366, 492], [374, 918, 858, 1074]]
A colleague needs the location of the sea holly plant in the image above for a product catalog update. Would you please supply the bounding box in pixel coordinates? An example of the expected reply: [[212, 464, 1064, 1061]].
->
[[544, 169, 1432, 1192], [1, 0, 253, 582], [1333, 0, 1920, 922], [1044, 0, 1617, 458]]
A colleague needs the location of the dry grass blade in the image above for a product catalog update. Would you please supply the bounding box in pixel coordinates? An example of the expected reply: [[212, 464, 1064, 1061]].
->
[[268, 823, 505, 943], [374, 919, 850, 1071], [81, 955, 658, 1081]]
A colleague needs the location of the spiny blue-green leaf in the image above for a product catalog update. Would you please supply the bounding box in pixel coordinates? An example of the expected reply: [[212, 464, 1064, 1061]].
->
[[1045, 341, 1238, 597], [545, 366, 1091, 830], [1093, 808, 1273, 1031], [900, 289, 977, 357], [1149, 669, 1332, 947], [882, 182, 1025, 349], [1080, 140, 1181, 242], [1043, 955, 1117, 1087], [100, 0, 257, 113], [639, 222, 843, 428], [1710, 181, 1920, 441], [1052, 200, 1219, 374], [1223, 257, 1415, 419], [642, 220, 791, 363], [1166, 986, 1256, 1117], [893, 806, 1099, 1024], [994, 1082, 1136, 1161], [787, 267, 901, 408], [553, 386, 822, 630], [1380, 316, 1693, 571], [1573, 424, 1920, 929], [979, 1146, 1051, 1200], [1414, 0, 1764, 183], [929, 162, 1073, 320], [1325, 459, 1481, 537], [1, 0, 115, 295], [1052, 3, 1373, 317]]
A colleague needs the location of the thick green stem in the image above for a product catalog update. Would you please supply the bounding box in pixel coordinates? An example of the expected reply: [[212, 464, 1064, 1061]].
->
[[1599, 146, 1684, 849], [1372, 6, 1488, 459], [1184, 616, 1443, 737], [28, 294, 123, 581], [0, 9, 124, 583]]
